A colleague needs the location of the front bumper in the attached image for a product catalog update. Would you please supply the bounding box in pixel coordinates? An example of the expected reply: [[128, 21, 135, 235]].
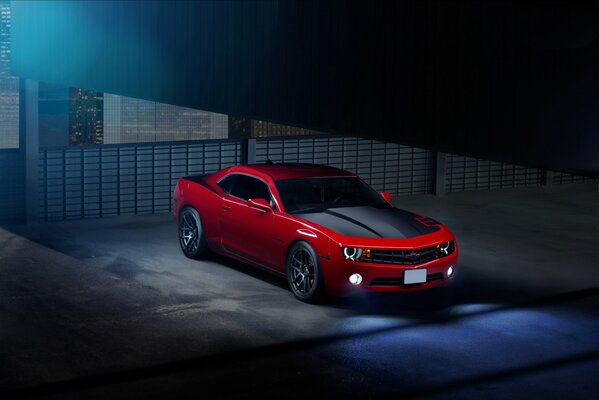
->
[[321, 251, 458, 296]]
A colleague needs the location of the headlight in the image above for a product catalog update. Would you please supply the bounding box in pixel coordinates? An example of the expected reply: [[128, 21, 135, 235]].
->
[[343, 247, 363, 261], [436, 241, 455, 258]]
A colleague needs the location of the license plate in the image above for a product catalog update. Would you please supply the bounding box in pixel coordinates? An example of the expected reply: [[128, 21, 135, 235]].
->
[[404, 269, 427, 284]]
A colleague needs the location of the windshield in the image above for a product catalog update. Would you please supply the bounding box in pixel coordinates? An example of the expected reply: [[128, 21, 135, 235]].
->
[[275, 177, 390, 214]]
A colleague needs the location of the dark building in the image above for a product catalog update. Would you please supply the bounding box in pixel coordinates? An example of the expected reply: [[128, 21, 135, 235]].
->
[[69, 87, 104, 145], [228, 116, 251, 139], [39, 83, 70, 148], [251, 119, 313, 138], [104, 93, 228, 144], [229, 115, 316, 139]]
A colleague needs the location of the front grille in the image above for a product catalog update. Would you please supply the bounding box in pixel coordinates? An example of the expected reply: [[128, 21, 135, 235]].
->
[[359, 241, 454, 265], [370, 272, 444, 286]]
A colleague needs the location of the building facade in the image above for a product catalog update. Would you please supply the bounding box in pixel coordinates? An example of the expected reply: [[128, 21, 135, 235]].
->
[[0, 1, 19, 149], [103, 94, 228, 144], [251, 119, 313, 138]]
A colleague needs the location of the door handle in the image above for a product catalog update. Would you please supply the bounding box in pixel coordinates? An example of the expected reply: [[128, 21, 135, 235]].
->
[[223, 205, 231, 212]]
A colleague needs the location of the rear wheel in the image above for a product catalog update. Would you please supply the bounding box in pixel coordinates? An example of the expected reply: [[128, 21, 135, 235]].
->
[[287, 241, 324, 303], [178, 206, 209, 259]]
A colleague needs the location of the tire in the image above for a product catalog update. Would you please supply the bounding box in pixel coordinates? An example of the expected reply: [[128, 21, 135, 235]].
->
[[286, 241, 325, 303], [178, 206, 209, 259]]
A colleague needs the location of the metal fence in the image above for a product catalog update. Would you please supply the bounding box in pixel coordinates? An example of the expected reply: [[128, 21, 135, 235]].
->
[[255, 137, 436, 196], [552, 171, 597, 185], [0, 149, 25, 224], [446, 154, 543, 192], [35, 136, 596, 222], [39, 140, 240, 221]]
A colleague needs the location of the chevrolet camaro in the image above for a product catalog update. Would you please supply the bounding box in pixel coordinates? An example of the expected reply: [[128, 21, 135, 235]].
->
[[172, 163, 458, 303]]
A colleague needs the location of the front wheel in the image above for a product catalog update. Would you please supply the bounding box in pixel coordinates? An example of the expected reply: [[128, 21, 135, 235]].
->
[[287, 241, 325, 303], [178, 206, 209, 259]]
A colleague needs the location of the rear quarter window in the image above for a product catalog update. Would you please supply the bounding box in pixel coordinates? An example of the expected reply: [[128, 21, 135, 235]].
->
[[217, 175, 235, 193]]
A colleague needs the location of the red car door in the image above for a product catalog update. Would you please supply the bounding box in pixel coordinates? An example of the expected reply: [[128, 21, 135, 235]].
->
[[219, 174, 283, 271]]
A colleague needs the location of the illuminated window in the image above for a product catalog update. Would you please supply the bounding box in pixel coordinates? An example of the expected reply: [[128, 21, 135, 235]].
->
[[0, 1, 19, 149]]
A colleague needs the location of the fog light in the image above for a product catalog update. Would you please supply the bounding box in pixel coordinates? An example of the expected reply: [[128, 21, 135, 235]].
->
[[349, 273, 363, 286], [447, 266, 454, 278]]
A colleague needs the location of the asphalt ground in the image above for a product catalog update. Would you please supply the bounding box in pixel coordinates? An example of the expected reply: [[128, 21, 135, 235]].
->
[[1, 182, 597, 399]]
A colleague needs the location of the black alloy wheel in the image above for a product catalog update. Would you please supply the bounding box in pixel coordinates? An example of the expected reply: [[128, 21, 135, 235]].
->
[[178, 206, 209, 259], [287, 241, 324, 303]]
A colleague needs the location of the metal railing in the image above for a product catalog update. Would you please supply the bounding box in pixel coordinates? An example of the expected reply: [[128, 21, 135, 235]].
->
[[35, 136, 596, 222], [446, 154, 542, 192], [255, 136, 436, 196], [552, 171, 597, 185], [39, 140, 241, 221]]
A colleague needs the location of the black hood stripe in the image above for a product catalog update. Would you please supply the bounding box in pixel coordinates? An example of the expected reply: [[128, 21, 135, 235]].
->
[[323, 209, 383, 238], [296, 206, 440, 239]]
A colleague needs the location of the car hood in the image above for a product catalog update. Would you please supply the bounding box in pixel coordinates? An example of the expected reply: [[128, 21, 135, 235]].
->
[[295, 206, 440, 239]]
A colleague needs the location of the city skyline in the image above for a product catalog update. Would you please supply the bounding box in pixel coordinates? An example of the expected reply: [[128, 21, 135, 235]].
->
[[1, 1, 316, 149], [0, 1, 18, 149], [65, 90, 316, 146], [69, 88, 104, 145], [103, 94, 228, 144]]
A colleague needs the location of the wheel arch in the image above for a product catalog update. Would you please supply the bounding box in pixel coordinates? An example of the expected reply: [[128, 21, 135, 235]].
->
[[285, 238, 328, 303], [284, 234, 332, 273], [176, 202, 198, 223], [178, 205, 209, 259], [285, 238, 311, 268]]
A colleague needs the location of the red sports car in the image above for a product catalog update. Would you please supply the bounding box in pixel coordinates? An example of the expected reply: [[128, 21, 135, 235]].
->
[[173, 163, 458, 302]]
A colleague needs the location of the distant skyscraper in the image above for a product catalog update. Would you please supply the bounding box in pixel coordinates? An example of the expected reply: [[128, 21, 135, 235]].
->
[[103, 94, 228, 144], [69, 88, 104, 145], [0, 1, 19, 149]]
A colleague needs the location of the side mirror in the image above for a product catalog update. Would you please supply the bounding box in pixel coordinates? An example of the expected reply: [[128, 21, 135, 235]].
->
[[247, 198, 272, 212], [381, 191, 392, 202]]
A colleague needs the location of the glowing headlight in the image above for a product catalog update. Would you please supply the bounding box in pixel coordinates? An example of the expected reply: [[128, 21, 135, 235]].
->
[[440, 241, 450, 255], [436, 241, 454, 258], [343, 247, 363, 261]]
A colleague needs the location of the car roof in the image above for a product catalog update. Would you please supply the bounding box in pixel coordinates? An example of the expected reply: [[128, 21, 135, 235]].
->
[[231, 163, 357, 180]]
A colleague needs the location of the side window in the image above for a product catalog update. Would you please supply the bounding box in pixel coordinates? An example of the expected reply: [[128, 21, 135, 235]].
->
[[230, 175, 271, 202], [217, 175, 235, 194]]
